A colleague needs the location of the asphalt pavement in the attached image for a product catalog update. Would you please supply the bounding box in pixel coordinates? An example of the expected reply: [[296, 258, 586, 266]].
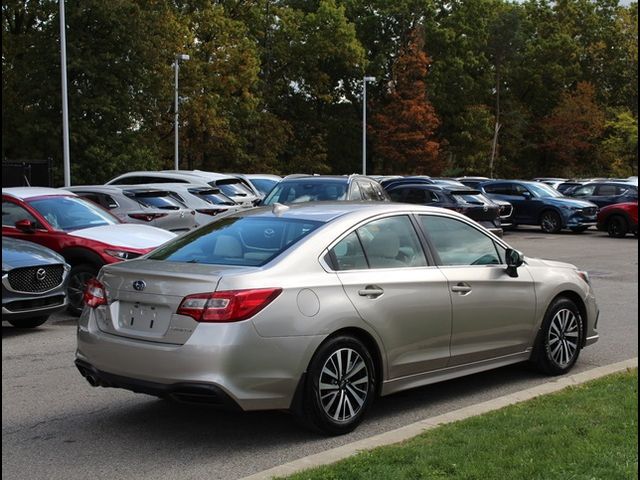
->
[[2, 228, 637, 480]]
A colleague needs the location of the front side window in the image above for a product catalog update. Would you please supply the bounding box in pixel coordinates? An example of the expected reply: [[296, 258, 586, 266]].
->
[[573, 184, 597, 196], [27, 196, 118, 231], [2, 200, 43, 228], [420, 215, 505, 266], [149, 216, 322, 266]]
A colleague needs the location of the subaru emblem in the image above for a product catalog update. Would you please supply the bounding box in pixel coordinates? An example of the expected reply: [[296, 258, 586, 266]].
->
[[133, 280, 146, 291]]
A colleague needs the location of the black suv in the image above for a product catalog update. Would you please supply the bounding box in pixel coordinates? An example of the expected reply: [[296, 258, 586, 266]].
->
[[385, 183, 503, 237], [261, 175, 389, 205]]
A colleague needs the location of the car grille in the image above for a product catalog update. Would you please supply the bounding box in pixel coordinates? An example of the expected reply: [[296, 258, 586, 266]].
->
[[499, 204, 513, 218], [8, 265, 65, 293], [582, 207, 597, 216], [4, 295, 65, 312]]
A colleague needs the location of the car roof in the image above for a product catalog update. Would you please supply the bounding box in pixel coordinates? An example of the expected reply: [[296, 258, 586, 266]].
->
[[63, 185, 129, 194], [3, 187, 77, 200], [279, 175, 353, 183], [389, 183, 478, 193], [159, 170, 239, 181], [107, 171, 213, 184]]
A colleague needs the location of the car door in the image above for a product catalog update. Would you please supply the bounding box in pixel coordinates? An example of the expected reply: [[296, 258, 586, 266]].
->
[[329, 214, 452, 378], [418, 214, 536, 366], [483, 183, 527, 223]]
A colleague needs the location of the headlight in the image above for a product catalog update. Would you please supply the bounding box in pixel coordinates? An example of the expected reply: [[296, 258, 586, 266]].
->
[[104, 249, 140, 261]]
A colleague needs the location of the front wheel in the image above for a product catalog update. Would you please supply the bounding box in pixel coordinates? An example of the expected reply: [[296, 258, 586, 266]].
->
[[532, 298, 583, 375], [540, 211, 562, 234], [67, 263, 100, 316], [296, 335, 376, 435], [607, 216, 628, 238]]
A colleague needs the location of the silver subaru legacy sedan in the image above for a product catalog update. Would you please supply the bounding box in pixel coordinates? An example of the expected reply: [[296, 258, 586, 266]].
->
[[76, 202, 599, 435]]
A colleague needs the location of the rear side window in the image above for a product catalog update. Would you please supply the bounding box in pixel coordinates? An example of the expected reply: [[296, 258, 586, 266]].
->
[[420, 215, 504, 266], [149, 216, 322, 266], [329, 216, 427, 270]]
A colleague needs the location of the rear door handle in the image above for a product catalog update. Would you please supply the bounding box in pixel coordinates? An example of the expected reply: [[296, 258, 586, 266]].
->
[[451, 283, 472, 295], [358, 286, 384, 298]]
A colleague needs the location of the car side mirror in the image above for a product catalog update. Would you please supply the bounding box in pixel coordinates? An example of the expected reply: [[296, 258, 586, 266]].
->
[[505, 248, 523, 278], [15, 219, 36, 233], [521, 191, 532, 200]]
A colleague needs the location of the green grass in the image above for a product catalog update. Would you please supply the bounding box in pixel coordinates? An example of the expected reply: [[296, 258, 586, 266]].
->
[[282, 369, 638, 480]]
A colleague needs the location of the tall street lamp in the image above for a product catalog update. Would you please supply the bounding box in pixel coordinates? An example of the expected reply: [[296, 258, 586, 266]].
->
[[362, 76, 376, 176], [174, 53, 190, 170], [59, 0, 71, 186]]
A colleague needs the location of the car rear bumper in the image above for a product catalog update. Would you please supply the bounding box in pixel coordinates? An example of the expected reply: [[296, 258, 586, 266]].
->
[[76, 307, 324, 411]]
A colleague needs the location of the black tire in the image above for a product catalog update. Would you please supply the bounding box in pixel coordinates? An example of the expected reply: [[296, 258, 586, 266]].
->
[[607, 215, 628, 238], [8, 315, 49, 328], [540, 210, 562, 234], [295, 335, 376, 435], [570, 226, 588, 233], [532, 297, 583, 375], [67, 263, 100, 316]]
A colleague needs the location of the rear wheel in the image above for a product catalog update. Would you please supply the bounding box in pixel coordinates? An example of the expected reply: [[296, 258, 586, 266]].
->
[[607, 216, 628, 238], [532, 297, 583, 375], [67, 263, 100, 316], [296, 335, 376, 435], [540, 211, 562, 234], [8, 316, 49, 328]]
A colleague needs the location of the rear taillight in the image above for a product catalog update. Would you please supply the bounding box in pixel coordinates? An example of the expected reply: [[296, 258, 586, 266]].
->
[[128, 212, 169, 222], [177, 288, 282, 322], [196, 208, 223, 216], [84, 278, 107, 308]]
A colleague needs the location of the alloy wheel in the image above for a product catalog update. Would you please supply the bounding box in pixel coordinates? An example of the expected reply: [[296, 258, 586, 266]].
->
[[318, 348, 370, 422], [547, 308, 580, 368]]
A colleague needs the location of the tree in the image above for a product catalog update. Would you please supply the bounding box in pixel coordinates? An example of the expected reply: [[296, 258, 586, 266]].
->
[[370, 29, 441, 175], [598, 109, 638, 176], [540, 82, 606, 176]]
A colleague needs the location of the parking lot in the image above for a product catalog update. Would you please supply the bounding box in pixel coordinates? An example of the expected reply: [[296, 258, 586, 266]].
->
[[2, 228, 637, 480]]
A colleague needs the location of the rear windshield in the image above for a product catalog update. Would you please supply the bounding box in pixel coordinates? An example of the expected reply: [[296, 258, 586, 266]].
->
[[188, 188, 236, 206], [262, 180, 348, 205], [129, 191, 184, 210], [214, 179, 253, 197], [148, 216, 323, 266]]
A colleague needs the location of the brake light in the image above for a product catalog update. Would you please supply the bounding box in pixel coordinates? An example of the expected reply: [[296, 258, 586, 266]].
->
[[128, 212, 169, 222], [177, 288, 282, 322], [196, 208, 223, 216], [84, 278, 107, 308]]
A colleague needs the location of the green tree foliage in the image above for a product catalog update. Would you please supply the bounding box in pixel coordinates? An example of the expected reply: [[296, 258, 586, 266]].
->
[[1, 0, 637, 183]]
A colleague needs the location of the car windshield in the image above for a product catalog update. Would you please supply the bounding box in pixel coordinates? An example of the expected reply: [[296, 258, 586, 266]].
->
[[148, 216, 323, 266], [28, 196, 118, 231], [262, 180, 348, 205], [527, 183, 564, 198]]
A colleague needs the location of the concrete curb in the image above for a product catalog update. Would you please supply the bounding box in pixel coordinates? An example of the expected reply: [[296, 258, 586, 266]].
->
[[240, 358, 638, 480]]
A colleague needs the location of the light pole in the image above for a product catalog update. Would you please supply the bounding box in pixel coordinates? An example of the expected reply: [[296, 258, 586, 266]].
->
[[362, 76, 376, 176], [59, 0, 71, 186], [174, 53, 190, 170]]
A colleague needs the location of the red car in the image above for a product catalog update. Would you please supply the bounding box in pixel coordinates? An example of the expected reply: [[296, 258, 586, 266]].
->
[[596, 201, 638, 238], [2, 187, 176, 314]]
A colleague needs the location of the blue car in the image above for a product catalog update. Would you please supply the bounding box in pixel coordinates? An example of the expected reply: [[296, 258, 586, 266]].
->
[[480, 180, 598, 233]]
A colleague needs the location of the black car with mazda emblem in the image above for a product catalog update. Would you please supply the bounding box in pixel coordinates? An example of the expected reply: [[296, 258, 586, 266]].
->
[[2, 237, 70, 328], [384, 183, 504, 237]]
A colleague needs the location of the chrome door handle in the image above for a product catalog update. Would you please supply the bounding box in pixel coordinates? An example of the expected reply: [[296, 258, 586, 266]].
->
[[358, 287, 384, 298], [451, 283, 472, 295]]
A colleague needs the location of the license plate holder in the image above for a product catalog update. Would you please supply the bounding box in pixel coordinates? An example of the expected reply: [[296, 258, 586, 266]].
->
[[119, 302, 170, 336]]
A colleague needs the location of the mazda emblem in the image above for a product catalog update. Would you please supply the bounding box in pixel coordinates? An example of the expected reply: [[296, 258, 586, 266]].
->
[[35, 268, 47, 282], [133, 280, 146, 291]]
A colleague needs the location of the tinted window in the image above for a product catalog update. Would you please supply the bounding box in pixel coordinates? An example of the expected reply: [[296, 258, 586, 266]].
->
[[573, 184, 597, 196], [420, 215, 504, 266], [596, 185, 621, 196], [216, 179, 253, 197], [28, 196, 118, 231], [249, 179, 278, 196], [149, 216, 322, 266], [356, 216, 427, 269], [483, 183, 512, 195], [2, 200, 43, 228], [405, 188, 436, 204], [188, 188, 236, 206], [358, 181, 377, 200]]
